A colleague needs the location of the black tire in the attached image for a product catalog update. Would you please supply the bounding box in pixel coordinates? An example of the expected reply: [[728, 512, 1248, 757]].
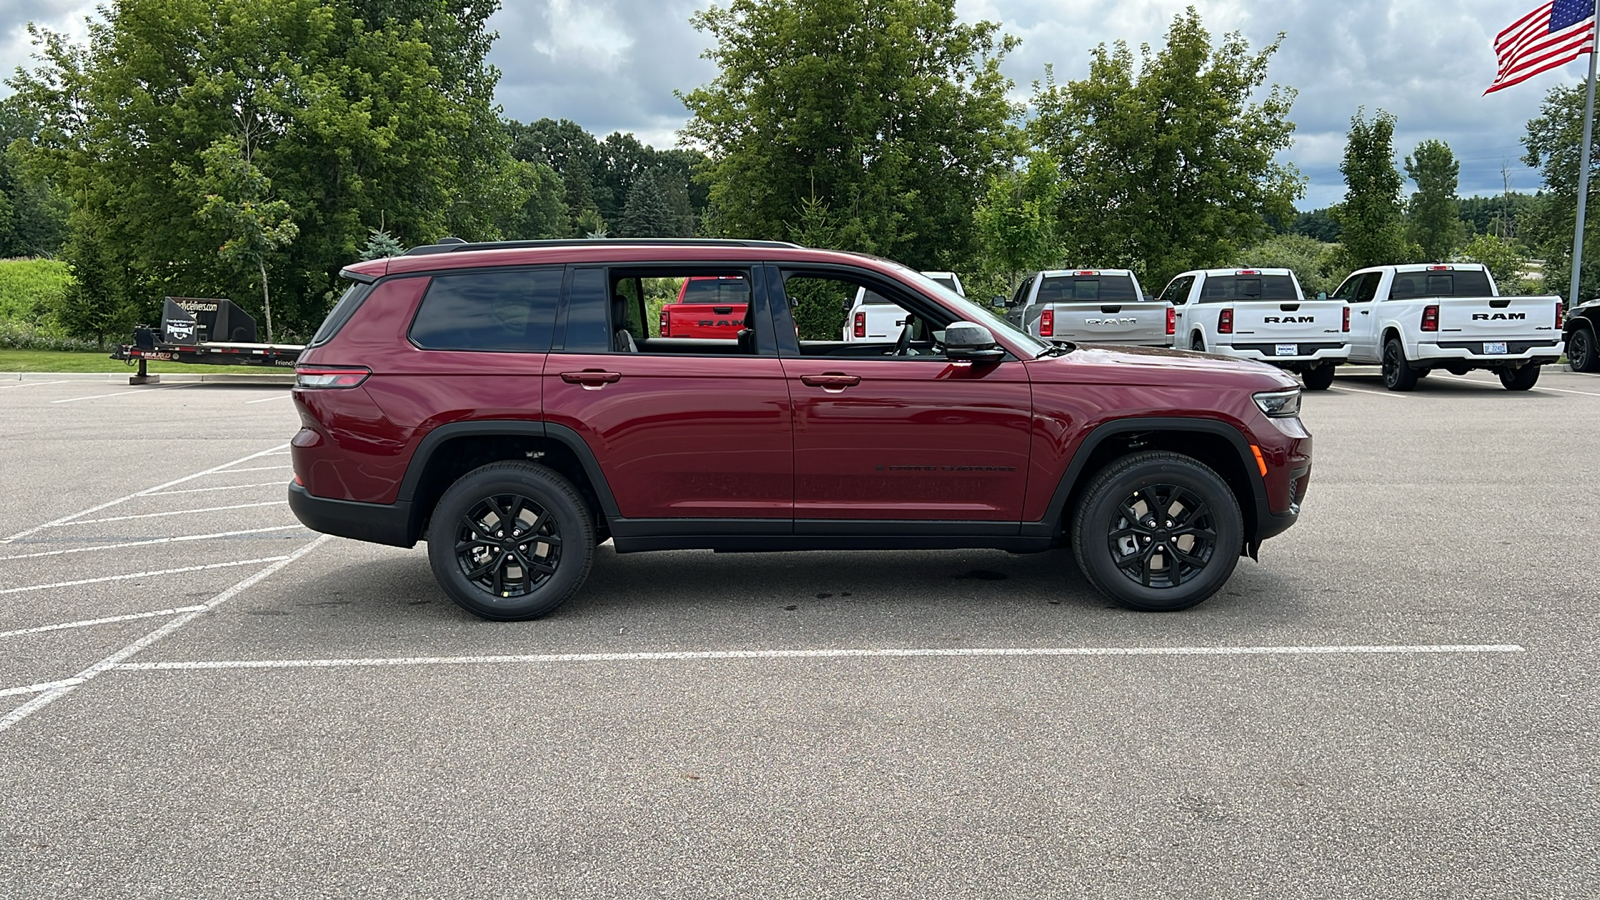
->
[[1071, 451, 1244, 612], [1302, 364, 1336, 391], [1570, 325, 1600, 372], [427, 462, 595, 620], [1382, 338, 1419, 391], [1190, 333, 1206, 352], [1499, 365, 1540, 391]]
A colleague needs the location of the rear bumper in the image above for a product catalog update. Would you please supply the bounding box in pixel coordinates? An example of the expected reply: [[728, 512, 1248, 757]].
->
[[1414, 340, 1563, 364], [1212, 343, 1350, 365], [288, 483, 416, 548]]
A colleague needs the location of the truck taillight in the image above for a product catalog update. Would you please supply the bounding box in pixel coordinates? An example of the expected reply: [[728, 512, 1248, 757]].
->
[[295, 365, 371, 389], [853, 311, 866, 339], [1166, 306, 1176, 336], [1342, 306, 1350, 333], [1421, 305, 1439, 332], [1556, 301, 1565, 328], [1218, 308, 1233, 334], [1040, 309, 1054, 337], [659, 309, 670, 337]]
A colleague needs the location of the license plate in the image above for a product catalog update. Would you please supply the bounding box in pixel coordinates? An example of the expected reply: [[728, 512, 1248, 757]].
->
[[1276, 343, 1298, 357], [1484, 341, 1508, 355]]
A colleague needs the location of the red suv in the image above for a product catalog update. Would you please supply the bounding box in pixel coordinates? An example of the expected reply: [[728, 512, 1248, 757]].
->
[[290, 239, 1312, 620]]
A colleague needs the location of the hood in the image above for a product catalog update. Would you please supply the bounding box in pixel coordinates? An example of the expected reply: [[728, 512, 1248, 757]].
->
[[1026, 343, 1300, 390]]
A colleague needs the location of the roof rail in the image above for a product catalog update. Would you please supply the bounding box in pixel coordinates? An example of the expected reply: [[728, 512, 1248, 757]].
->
[[401, 238, 803, 256]]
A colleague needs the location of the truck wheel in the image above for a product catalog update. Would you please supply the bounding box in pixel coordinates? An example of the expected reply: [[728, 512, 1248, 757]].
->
[[427, 461, 595, 621], [1382, 338, 1419, 391], [1302, 365, 1335, 391], [1570, 325, 1600, 372], [1190, 334, 1206, 352], [1499, 365, 1540, 391], [1071, 451, 1243, 612]]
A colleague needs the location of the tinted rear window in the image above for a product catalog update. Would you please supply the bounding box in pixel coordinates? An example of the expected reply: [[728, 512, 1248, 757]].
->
[[1199, 275, 1298, 302], [1387, 269, 1494, 299], [308, 282, 372, 347], [410, 268, 562, 352], [681, 277, 751, 304], [1037, 275, 1140, 303]]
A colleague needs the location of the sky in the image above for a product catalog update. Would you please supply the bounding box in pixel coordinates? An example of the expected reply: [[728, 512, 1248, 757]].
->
[[1, 0, 1591, 210]]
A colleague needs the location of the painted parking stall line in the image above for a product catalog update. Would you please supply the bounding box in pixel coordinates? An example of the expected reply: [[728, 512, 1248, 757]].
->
[[40, 501, 288, 528], [51, 383, 202, 404], [112, 643, 1527, 673], [0, 556, 291, 596], [0, 607, 207, 640], [0, 525, 305, 561], [0, 678, 86, 699]]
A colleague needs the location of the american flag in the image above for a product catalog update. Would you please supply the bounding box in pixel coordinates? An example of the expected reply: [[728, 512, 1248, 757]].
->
[[1486, 0, 1598, 93]]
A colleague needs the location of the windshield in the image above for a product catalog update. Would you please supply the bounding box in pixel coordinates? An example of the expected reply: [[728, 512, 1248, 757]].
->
[[892, 264, 1051, 357]]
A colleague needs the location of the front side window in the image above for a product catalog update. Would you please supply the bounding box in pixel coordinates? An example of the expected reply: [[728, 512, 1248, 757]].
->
[[1160, 276, 1193, 305], [410, 267, 562, 352]]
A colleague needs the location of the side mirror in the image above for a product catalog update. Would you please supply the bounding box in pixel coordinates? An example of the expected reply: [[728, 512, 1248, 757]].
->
[[1317, 291, 1328, 300], [944, 321, 1005, 363], [992, 295, 1007, 308]]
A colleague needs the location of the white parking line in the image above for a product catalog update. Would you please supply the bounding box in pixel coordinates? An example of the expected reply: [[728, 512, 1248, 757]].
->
[[39, 501, 287, 528], [0, 678, 85, 699], [0, 535, 330, 734], [0, 607, 207, 640], [0, 525, 306, 561], [142, 482, 286, 496], [0, 556, 291, 596], [1, 443, 290, 544], [245, 394, 292, 404], [1535, 386, 1600, 397], [0, 380, 70, 390], [215, 465, 291, 474], [112, 643, 1527, 672], [52, 383, 200, 404], [1328, 385, 1410, 399]]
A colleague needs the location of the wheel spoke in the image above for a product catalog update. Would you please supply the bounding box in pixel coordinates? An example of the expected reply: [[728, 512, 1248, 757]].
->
[[465, 553, 500, 580], [455, 537, 494, 554]]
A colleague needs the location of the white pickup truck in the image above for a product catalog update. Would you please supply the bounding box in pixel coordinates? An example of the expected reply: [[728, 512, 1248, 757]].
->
[[1160, 268, 1350, 390], [1332, 263, 1565, 391], [1001, 268, 1173, 347]]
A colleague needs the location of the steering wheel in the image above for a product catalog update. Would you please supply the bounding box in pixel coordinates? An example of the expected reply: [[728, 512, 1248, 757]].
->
[[891, 314, 916, 357]]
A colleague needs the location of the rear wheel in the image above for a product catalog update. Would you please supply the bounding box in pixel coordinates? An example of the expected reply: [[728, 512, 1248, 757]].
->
[[1382, 338, 1419, 391], [1570, 325, 1600, 372], [1302, 364, 1336, 391], [1499, 365, 1540, 391], [1071, 451, 1243, 612], [427, 462, 595, 620], [1190, 334, 1206, 352]]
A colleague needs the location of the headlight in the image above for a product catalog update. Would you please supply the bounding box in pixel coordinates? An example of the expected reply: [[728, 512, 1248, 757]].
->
[[1253, 388, 1301, 418]]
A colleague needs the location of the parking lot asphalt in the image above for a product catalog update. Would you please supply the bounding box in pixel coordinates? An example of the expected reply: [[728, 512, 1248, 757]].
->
[[0, 368, 1597, 898]]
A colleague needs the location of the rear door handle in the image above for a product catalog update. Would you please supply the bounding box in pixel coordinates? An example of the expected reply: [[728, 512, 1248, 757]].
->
[[561, 370, 622, 387], [800, 374, 862, 392]]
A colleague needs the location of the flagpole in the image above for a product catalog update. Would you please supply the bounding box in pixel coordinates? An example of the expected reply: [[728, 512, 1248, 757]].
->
[[1569, 0, 1600, 307]]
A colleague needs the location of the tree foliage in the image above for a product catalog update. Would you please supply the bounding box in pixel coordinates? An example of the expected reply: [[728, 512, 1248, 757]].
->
[[1404, 139, 1461, 262], [9, 0, 519, 339], [974, 151, 1062, 292], [1521, 79, 1600, 298], [1460, 233, 1532, 296], [1028, 8, 1302, 290], [680, 0, 1020, 269], [1332, 109, 1412, 270]]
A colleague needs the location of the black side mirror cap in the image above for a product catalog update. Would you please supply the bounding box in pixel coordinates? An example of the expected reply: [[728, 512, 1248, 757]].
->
[[944, 321, 1006, 363]]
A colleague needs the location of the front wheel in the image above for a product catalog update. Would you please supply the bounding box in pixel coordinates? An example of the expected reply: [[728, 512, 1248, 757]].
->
[[1499, 365, 1540, 391], [1302, 364, 1336, 391], [1071, 451, 1244, 612], [1570, 326, 1600, 372], [1382, 338, 1419, 391], [427, 462, 595, 620]]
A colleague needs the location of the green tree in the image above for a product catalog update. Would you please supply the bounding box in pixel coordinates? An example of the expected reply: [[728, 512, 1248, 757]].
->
[[1404, 139, 1461, 262], [10, 0, 522, 337], [1332, 109, 1412, 270], [495, 159, 570, 240], [1459, 233, 1532, 295], [1291, 208, 1342, 243], [1521, 79, 1600, 298], [359, 228, 405, 260], [974, 151, 1062, 291], [680, 0, 1020, 269], [0, 96, 69, 258], [1028, 8, 1302, 290], [187, 139, 299, 341], [1234, 233, 1339, 296], [618, 169, 679, 238]]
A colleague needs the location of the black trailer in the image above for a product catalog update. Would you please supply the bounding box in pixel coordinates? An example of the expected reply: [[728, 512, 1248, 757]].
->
[[110, 298, 303, 383]]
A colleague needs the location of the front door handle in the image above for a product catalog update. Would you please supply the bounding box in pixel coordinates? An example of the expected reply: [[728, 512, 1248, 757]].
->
[[800, 373, 862, 392], [561, 370, 622, 387]]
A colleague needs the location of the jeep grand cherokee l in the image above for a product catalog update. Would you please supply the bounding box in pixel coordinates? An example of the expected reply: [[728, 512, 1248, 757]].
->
[[289, 239, 1312, 620]]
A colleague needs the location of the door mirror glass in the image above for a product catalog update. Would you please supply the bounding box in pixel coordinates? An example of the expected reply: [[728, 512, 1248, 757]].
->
[[992, 295, 1007, 308], [944, 321, 1005, 363], [1317, 290, 1328, 300]]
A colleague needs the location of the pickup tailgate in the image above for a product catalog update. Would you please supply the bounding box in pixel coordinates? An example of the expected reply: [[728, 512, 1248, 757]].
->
[[1040, 302, 1168, 345], [1229, 300, 1346, 353], [663, 303, 747, 339], [1432, 296, 1561, 350]]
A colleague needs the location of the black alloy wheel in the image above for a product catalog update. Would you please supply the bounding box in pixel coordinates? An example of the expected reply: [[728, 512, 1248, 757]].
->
[[1190, 334, 1206, 352], [1571, 325, 1600, 372], [428, 462, 594, 620], [1382, 338, 1418, 391], [1499, 365, 1540, 391], [1071, 451, 1243, 612], [1302, 364, 1336, 391]]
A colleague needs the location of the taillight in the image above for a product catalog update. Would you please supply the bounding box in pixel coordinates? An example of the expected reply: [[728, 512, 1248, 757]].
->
[[1166, 306, 1176, 336], [295, 365, 371, 389], [1218, 308, 1234, 334], [1556, 301, 1565, 328], [853, 311, 866, 339], [1421, 305, 1439, 332], [659, 309, 670, 337], [1040, 309, 1054, 337], [1342, 306, 1350, 333]]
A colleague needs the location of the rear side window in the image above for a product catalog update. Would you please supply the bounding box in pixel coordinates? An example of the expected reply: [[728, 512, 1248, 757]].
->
[[1037, 275, 1140, 303], [1388, 269, 1494, 299], [307, 282, 372, 347], [1199, 275, 1299, 302], [410, 268, 562, 352]]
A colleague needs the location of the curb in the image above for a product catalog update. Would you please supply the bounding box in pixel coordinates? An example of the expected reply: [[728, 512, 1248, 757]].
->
[[2, 371, 295, 385]]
